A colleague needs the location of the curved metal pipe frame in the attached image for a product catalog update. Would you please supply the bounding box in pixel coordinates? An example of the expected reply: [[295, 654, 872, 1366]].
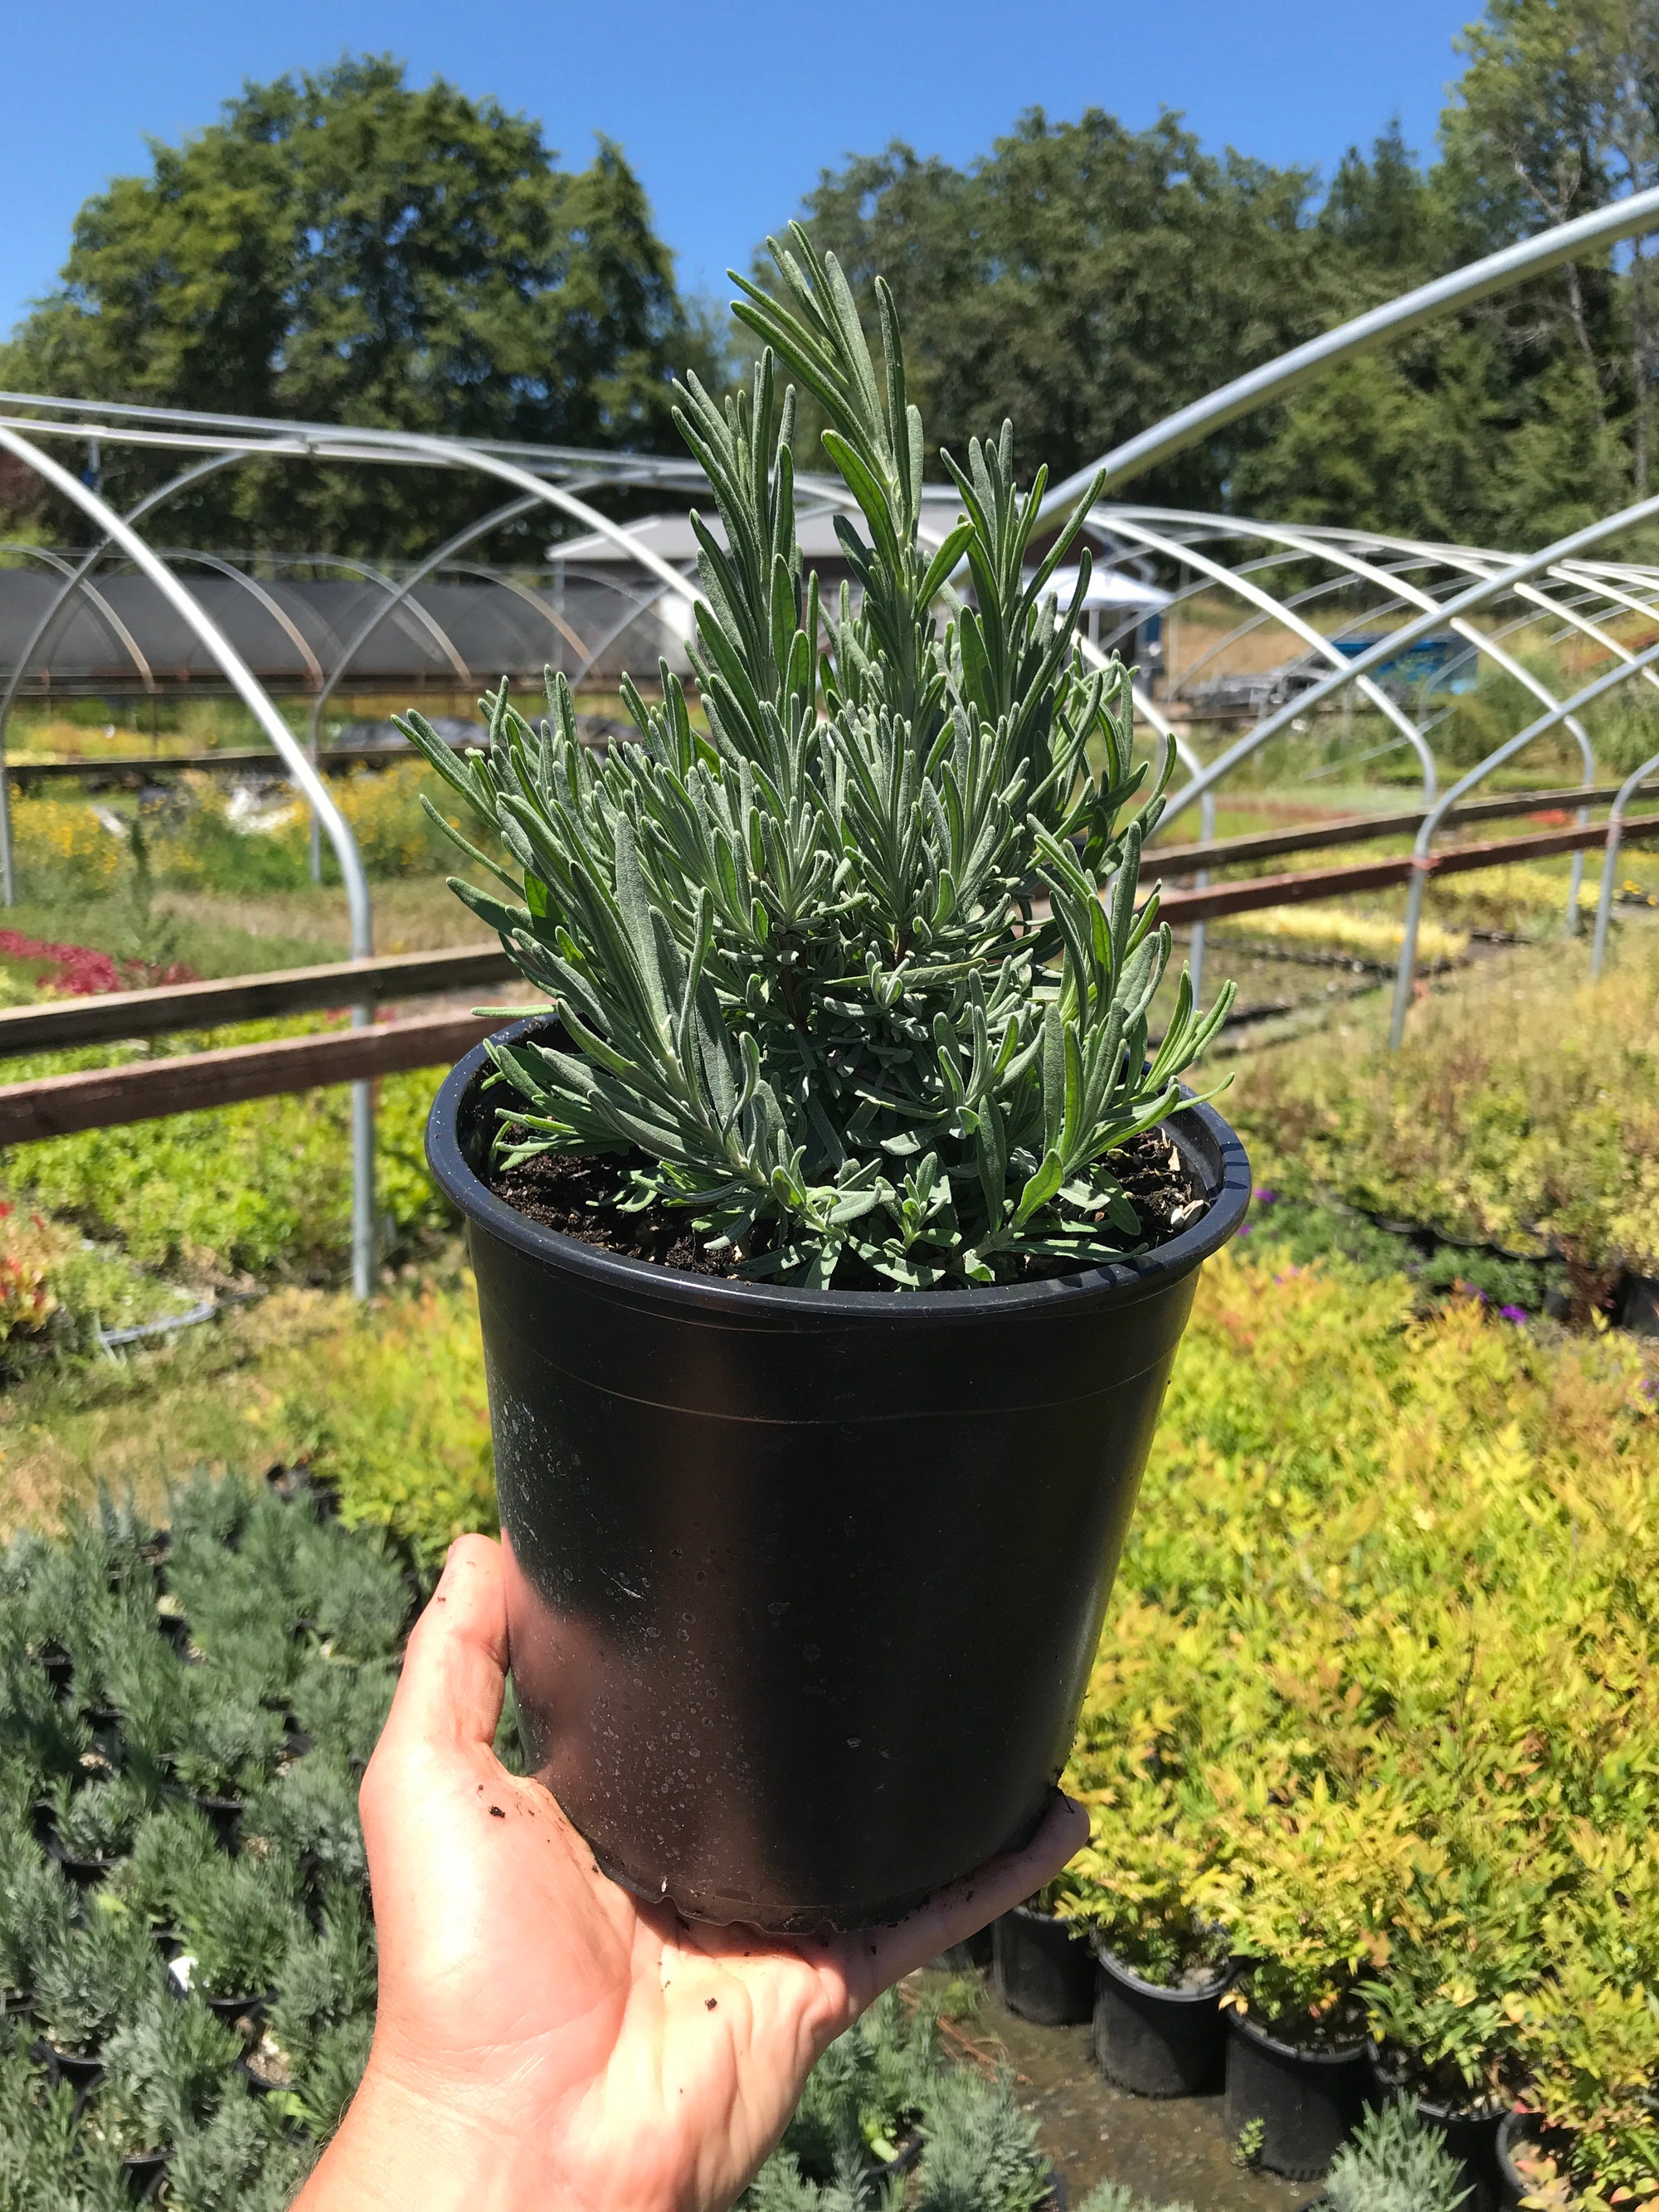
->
[[1591, 746, 1659, 976], [269, 548, 472, 687], [301, 496, 547, 879], [0, 424, 382, 1300], [1389, 631, 1659, 1047], [1121, 509, 1606, 809], [1163, 490, 1659, 831], [0, 464, 246, 903], [1099, 513, 1441, 797], [306, 493, 545, 747]]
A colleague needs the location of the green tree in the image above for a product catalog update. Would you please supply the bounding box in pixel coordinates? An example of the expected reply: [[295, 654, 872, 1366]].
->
[[776, 107, 1328, 509], [1443, 0, 1657, 490], [0, 56, 712, 555], [1231, 120, 1629, 547]]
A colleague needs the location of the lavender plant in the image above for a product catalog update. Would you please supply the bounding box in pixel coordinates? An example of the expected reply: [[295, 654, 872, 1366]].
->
[[406, 226, 1231, 1287]]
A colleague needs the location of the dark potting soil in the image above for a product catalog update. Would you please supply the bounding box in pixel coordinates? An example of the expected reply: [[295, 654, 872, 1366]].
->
[[488, 1128, 1204, 1289]]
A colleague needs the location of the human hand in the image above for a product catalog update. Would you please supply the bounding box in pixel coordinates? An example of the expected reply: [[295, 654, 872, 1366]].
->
[[294, 1533, 1086, 2212]]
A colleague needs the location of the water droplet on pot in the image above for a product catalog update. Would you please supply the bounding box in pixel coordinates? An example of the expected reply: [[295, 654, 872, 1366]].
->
[[847, 1738, 860, 1748], [802, 1643, 821, 1661]]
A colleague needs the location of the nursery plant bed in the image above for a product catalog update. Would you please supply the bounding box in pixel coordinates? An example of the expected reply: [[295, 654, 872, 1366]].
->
[[964, 1974, 1306, 2210], [431, 1033, 1248, 1929], [1093, 1946, 1232, 2099]]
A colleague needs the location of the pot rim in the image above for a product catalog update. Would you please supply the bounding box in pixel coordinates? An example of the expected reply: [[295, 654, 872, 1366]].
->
[[1227, 2008, 1368, 2067], [427, 1018, 1252, 1322], [1367, 2037, 1510, 2124], [1097, 1943, 1233, 2003]]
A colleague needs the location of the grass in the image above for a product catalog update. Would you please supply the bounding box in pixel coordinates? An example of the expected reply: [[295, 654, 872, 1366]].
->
[[0, 874, 489, 981]]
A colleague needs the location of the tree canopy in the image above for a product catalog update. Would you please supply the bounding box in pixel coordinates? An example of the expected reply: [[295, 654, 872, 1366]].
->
[[0, 56, 711, 555], [12, 9, 1659, 557], [776, 0, 1659, 550]]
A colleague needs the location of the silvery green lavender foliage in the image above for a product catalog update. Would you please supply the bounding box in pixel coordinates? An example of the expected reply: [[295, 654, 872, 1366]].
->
[[404, 226, 1233, 1287]]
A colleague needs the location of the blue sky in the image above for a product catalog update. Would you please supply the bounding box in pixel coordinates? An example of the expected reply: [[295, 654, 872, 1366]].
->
[[3, 0, 1479, 333]]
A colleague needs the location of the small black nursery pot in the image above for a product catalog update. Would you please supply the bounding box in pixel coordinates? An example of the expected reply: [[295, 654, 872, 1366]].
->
[[1093, 1947, 1232, 2098], [31, 2035, 104, 2094], [1368, 2041, 1506, 2212], [1496, 2111, 1576, 2212], [123, 2151, 168, 2202], [1223, 2010, 1370, 2180], [189, 1793, 242, 1852], [993, 1908, 1098, 2026], [429, 1026, 1249, 1932]]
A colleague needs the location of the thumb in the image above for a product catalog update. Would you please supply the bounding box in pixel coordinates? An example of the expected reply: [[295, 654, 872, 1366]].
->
[[380, 1533, 509, 1756]]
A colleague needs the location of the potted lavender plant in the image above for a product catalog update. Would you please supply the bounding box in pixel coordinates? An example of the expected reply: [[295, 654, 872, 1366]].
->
[[415, 229, 1247, 1930]]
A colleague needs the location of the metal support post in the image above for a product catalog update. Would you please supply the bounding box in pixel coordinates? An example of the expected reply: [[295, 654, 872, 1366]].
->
[[0, 425, 379, 1296], [1389, 630, 1659, 1047], [1591, 746, 1659, 975], [352, 1062, 377, 1300], [1190, 788, 1215, 1004]]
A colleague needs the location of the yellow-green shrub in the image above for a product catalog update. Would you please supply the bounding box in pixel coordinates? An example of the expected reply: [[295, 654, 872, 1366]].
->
[[1231, 940, 1659, 1277], [8, 796, 122, 895], [1212, 903, 1468, 966], [158, 762, 452, 890], [1063, 1249, 1659, 2197], [258, 1277, 494, 1568]]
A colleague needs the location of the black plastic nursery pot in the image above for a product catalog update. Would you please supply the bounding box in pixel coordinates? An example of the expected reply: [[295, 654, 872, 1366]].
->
[[1367, 2042, 1505, 2212], [1223, 2011, 1371, 2181], [992, 1907, 1099, 2025], [123, 2151, 168, 2201], [189, 1791, 243, 1850], [427, 1022, 1250, 1932], [932, 1924, 995, 1972], [1496, 2112, 1576, 2212], [32, 2038, 103, 2093], [1093, 1947, 1231, 2098], [198, 1988, 273, 2028]]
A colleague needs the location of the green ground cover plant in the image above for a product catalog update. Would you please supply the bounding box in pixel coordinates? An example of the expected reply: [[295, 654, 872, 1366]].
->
[[0, 1023, 450, 1279], [262, 1276, 494, 1568], [0, 1479, 1088, 2212], [1060, 1246, 1659, 2207], [1231, 934, 1659, 1296]]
